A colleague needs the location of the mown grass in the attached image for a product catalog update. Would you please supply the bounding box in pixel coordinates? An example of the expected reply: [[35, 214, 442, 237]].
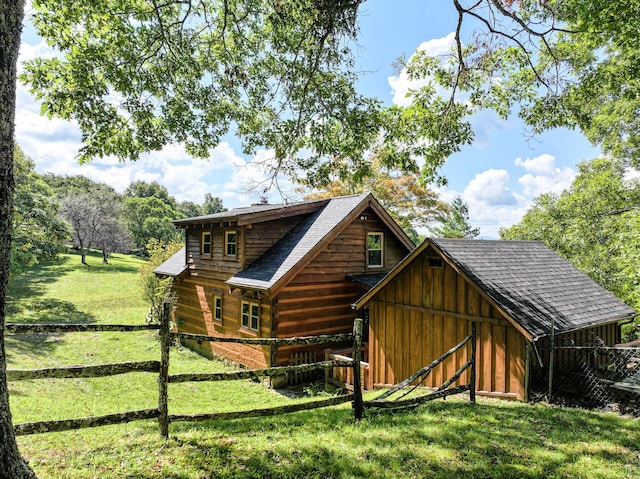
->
[[6, 251, 640, 479]]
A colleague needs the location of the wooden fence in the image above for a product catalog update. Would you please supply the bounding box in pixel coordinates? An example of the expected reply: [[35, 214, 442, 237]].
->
[[6, 314, 475, 438], [6, 310, 363, 438]]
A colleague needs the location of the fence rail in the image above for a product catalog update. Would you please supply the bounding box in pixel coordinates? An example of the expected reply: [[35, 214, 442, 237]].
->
[[7, 313, 478, 437], [6, 311, 365, 438]]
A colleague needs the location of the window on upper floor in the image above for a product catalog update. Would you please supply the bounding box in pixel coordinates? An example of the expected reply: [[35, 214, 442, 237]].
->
[[225, 230, 237, 257], [367, 232, 384, 268], [241, 300, 259, 332], [201, 231, 212, 256], [213, 295, 222, 322]]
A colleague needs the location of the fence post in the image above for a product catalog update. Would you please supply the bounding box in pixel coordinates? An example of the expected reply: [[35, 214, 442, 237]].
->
[[158, 302, 170, 439], [352, 318, 364, 420], [469, 322, 476, 404]]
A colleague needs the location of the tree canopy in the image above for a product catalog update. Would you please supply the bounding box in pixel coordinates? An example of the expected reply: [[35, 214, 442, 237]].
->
[[11, 146, 68, 274], [501, 158, 640, 338]]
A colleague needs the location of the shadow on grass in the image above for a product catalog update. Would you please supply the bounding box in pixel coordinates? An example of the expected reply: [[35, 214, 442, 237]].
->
[[106, 399, 639, 479], [6, 252, 97, 358]]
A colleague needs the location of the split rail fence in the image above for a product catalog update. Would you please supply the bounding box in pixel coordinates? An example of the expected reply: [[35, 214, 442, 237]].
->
[[6, 310, 476, 438]]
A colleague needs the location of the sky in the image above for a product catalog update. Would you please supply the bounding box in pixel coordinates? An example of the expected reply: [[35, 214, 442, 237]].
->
[[15, 0, 601, 238]]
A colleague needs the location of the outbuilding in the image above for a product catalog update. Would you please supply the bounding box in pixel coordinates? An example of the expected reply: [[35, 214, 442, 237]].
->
[[353, 238, 636, 401]]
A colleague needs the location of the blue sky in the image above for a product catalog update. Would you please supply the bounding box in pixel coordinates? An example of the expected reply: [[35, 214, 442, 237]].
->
[[15, 0, 600, 238]]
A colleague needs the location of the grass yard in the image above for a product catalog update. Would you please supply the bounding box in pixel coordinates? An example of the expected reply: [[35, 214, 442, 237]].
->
[[6, 251, 640, 479]]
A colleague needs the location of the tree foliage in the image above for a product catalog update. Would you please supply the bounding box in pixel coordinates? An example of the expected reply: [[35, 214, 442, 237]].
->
[[398, 1, 640, 171], [22, 0, 387, 184], [301, 157, 448, 244], [121, 197, 181, 254], [11, 145, 68, 274], [138, 238, 183, 324], [431, 195, 479, 239], [500, 158, 640, 339]]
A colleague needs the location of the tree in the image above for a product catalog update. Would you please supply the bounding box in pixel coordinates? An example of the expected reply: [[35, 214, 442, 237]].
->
[[0, 0, 38, 474], [60, 188, 128, 264], [500, 158, 640, 338], [301, 158, 448, 244], [139, 238, 183, 324], [201, 194, 226, 215], [121, 197, 181, 255], [124, 181, 177, 209], [395, 1, 640, 173], [11, 145, 69, 274], [431, 196, 480, 239]]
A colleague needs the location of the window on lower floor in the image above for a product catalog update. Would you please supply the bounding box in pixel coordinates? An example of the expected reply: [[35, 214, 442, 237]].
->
[[241, 301, 259, 332], [213, 295, 222, 322]]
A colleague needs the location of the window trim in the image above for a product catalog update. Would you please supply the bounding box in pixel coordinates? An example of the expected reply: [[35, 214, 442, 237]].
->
[[240, 300, 260, 332], [213, 295, 223, 322], [201, 231, 212, 256], [367, 231, 384, 268], [225, 230, 237, 257]]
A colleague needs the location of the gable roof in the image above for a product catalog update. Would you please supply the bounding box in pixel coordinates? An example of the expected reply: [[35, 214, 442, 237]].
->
[[153, 247, 187, 277], [226, 193, 414, 295], [354, 238, 636, 341]]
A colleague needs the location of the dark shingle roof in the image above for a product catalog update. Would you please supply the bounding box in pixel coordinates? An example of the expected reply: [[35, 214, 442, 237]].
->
[[349, 273, 388, 289], [153, 247, 187, 277], [173, 197, 329, 226], [430, 239, 636, 340], [354, 238, 636, 340], [227, 193, 371, 291]]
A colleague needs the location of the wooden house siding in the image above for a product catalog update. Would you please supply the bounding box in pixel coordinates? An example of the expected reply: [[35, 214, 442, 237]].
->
[[365, 250, 526, 400], [271, 216, 410, 365], [171, 275, 273, 369], [162, 194, 415, 372]]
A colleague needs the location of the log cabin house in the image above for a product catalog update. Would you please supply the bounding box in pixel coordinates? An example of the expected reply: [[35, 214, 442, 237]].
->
[[155, 193, 414, 375], [353, 238, 637, 401]]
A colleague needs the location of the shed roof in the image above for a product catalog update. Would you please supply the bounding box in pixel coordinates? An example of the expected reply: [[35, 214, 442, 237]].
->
[[153, 247, 187, 277], [226, 193, 413, 294], [354, 238, 636, 341]]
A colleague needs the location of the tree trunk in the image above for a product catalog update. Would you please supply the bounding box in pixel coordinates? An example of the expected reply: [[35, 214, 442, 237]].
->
[[0, 1, 39, 477]]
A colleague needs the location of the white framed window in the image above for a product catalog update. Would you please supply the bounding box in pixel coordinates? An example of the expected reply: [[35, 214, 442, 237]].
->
[[213, 295, 222, 322], [225, 230, 237, 257], [241, 301, 259, 332], [367, 232, 384, 268], [201, 231, 212, 255]]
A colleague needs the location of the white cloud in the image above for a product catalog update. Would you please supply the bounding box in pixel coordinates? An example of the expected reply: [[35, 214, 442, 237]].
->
[[515, 154, 575, 197], [463, 169, 517, 207], [388, 32, 456, 107]]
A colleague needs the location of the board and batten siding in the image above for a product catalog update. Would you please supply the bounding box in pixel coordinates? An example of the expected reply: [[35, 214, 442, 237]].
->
[[365, 249, 526, 400]]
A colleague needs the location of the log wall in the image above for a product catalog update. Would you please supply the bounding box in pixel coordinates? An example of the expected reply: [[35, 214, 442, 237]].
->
[[365, 248, 526, 400], [176, 208, 412, 370]]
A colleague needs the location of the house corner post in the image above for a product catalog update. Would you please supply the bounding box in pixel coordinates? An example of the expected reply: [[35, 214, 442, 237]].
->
[[158, 301, 171, 439], [470, 322, 477, 404], [352, 318, 364, 420]]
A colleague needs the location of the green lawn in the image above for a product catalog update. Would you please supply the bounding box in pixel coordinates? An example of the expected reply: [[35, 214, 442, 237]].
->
[[6, 251, 640, 479]]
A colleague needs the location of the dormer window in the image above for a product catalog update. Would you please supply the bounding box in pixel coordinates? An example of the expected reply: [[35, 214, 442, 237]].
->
[[225, 230, 237, 257], [201, 231, 212, 256], [367, 232, 383, 268]]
